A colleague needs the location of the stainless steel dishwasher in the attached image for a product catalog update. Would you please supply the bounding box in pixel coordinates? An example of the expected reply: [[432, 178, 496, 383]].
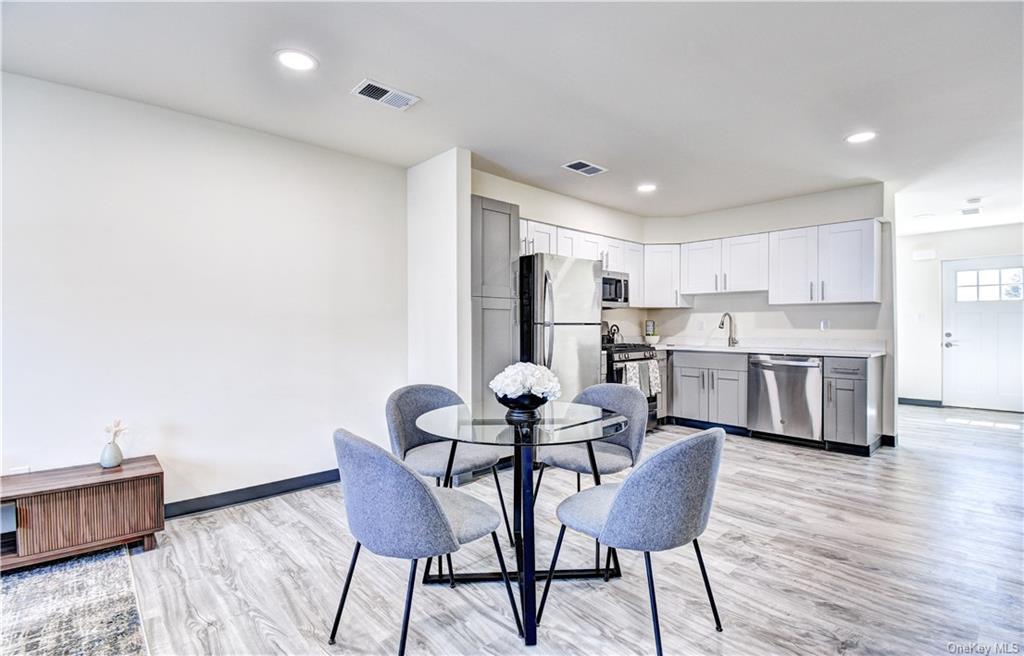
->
[[747, 354, 823, 441]]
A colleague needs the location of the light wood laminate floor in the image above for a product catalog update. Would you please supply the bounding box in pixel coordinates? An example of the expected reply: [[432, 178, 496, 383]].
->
[[130, 406, 1023, 655]]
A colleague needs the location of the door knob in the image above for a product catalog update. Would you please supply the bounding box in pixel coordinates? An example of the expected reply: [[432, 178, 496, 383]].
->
[[944, 341, 957, 348], [945, 332, 952, 338]]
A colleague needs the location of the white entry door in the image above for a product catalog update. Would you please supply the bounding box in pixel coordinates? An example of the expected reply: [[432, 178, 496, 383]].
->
[[942, 255, 1023, 411]]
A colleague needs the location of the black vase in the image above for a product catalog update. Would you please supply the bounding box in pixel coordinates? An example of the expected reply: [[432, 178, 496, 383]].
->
[[496, 393, 547, 423]]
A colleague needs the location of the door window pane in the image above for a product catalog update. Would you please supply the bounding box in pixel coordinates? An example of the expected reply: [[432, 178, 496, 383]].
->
[[1002, 268, 1023, 284], [979, 285, 1000, 301], [957, 286, 978, 302], [1002, 284, 1022, 301], [979, 269, 1000, 285], [956, 270, 977, 286]]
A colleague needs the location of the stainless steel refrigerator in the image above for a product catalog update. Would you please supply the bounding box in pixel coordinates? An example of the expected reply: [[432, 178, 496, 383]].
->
[[520, 253, 603, 401]]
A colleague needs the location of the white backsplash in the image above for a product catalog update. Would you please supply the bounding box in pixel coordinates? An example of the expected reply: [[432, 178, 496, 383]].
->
[[606, 291, 890, 353], [600, 308, 647, 339]]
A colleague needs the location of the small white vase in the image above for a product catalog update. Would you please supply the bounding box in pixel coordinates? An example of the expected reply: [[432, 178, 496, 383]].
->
[[100, 441, 123, 468]]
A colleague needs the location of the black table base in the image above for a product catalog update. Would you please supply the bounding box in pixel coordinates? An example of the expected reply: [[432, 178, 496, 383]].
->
[[417, 402, 629, 648], [421, 563, 623, 586]]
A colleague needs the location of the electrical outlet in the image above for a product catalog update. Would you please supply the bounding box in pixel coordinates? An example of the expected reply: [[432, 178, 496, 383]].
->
[[819, 319, 830, 331], [7, 466, 31, 475]]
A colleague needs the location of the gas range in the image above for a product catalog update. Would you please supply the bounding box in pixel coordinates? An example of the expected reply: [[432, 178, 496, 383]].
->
[[601, 342, 660, 426]]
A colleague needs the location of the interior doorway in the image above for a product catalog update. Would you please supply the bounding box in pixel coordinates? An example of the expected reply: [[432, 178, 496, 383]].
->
[[941, 255, 1023, 411]]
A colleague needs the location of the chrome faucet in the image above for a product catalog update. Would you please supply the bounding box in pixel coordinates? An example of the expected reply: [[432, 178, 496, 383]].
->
[[718, 312, 738, 347]]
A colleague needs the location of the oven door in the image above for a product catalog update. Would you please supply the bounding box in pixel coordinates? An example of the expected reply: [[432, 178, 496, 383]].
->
[[611, 360, 658, 426]]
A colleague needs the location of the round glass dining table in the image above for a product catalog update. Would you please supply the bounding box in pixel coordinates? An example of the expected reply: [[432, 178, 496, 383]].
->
[[415, 401, 628, 646]]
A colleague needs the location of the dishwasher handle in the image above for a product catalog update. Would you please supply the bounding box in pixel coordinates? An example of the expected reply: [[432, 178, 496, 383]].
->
[[750, 359, 822, 368]]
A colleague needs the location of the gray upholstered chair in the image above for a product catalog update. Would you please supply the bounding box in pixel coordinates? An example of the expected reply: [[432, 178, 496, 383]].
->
[[330, 429, 522, 655], [534, 383, 650, 573], [534, 383, 649, 494], [537, 427, 726, 656], [386, 385, 514, 554]]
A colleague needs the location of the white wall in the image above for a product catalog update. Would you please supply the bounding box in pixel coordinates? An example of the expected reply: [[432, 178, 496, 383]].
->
[[896, 223, 1024, 401], [407, 148, 473, 401], [472, 170, 644, 242], [2, 74, 408, 503], [644, 183, 885, 243]]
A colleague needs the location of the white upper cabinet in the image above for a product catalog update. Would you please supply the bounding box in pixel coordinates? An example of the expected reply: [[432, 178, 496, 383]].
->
[[644, 244, 686, 308], [520, 220, 556, 255], [623, 241, 645, 307], [600, 236, 625, 272], [680, 239, 723, 294], [817, 219, 881, 303], [680, 234, 768, 294], [769, 226, 819, 304], [769, 219, 880, 304], [721, 233, 769, 292], [556, 227, 601, 261]]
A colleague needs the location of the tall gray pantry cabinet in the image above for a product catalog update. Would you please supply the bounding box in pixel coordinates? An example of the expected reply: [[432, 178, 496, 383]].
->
[[471, 195, 521, 417]]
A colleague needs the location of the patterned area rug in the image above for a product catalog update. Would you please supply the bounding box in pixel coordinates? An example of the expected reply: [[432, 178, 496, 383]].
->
[[1, 547, 146, 655]]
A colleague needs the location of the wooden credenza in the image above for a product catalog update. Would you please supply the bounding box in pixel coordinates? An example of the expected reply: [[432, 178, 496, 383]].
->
[[1, 455, 164, 571]]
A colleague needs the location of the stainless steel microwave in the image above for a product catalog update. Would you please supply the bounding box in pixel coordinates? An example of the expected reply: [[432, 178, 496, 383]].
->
[[601, 271, 630, 309]]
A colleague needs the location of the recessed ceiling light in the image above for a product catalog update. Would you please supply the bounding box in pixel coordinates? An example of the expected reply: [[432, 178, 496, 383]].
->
[[637, 183, 657, 193], [913, 212, 936, 219], [845, 131, 877, 144], [276, 49, 318, 72], [964, 196, 983, 205]]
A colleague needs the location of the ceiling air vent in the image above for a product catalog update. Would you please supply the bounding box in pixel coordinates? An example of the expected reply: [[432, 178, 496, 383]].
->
[[350, 78, 420, 111], [562, 160, 607, 177]]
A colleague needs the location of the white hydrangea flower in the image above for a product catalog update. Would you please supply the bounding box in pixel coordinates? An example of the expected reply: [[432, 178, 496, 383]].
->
[[489, 362, 562, 401]]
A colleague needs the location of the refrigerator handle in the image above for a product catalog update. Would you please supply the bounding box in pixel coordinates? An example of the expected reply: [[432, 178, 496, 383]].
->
[[543, 271, 555, 367]]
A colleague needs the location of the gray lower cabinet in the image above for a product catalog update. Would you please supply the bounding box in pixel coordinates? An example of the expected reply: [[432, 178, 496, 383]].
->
[[472, 296, 519, 418], [708, 369, 747, 426], [672, 367, 707, 420], [671, 351, 749, 427], [823, 357, 881, 447]]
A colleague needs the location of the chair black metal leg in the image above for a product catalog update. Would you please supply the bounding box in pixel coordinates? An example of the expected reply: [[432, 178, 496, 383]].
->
[[492, 466, 515, 547], [533, 463, 546, 498], [536, 524, 566, 625], [643, 552, 664, 656], [491, 532, 524, 637], [328, 542, 361, 645], [445, 553, 456, 588], [603, 546, 613, 582], [398, 559, 418, 656], [576, 472, 581, 492], [585, 445, 603, 570], [693, 539, 723, 632]]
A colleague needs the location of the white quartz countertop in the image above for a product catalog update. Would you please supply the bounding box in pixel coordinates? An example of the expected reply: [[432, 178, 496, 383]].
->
[[653, 343, 886, 358]]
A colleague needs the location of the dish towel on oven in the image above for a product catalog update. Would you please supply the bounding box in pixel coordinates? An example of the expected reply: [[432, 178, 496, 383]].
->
[[648, 358, 662, 395], [624, 361, 662, 395]]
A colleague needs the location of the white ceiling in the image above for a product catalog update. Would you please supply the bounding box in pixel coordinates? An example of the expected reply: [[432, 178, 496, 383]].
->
[[3, 2, 1021, 234]]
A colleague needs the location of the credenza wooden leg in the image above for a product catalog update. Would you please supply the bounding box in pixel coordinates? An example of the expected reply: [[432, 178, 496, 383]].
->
[[143, 534, 158, 551]]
